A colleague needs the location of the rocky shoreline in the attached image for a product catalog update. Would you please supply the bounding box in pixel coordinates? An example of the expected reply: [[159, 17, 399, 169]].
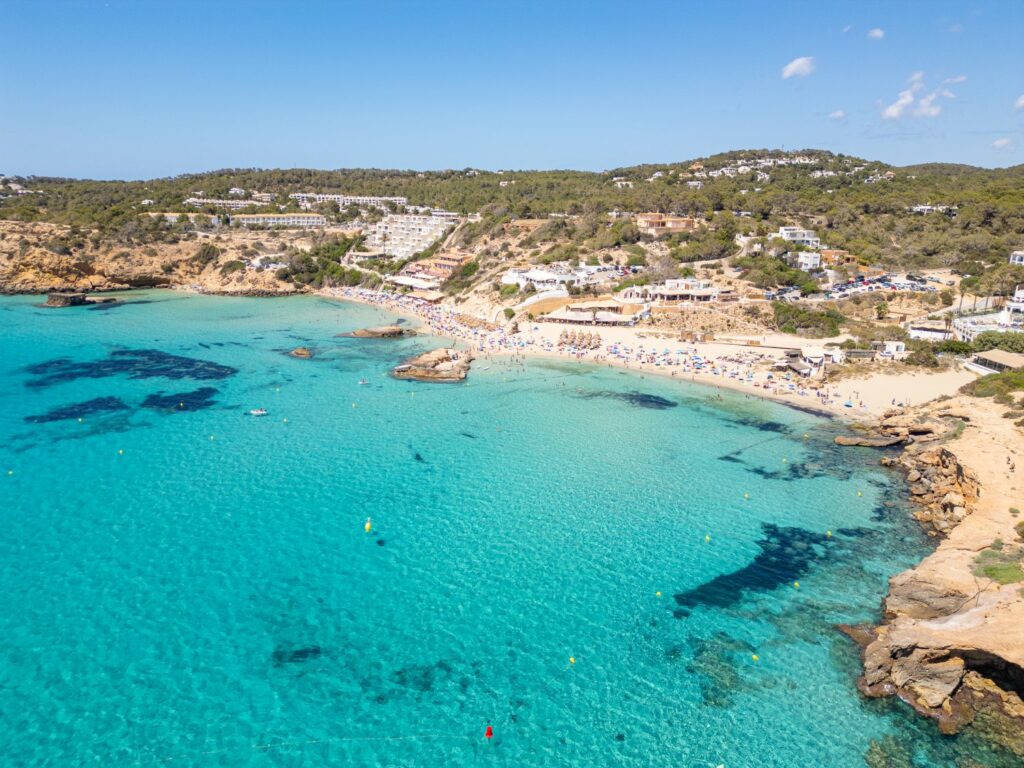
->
[[344, 325, 416, 339], [392, 348, 473, 382], [836, 400, 1024, 757]]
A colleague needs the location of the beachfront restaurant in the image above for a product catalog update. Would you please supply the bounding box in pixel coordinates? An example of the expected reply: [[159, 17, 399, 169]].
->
[[542, 300, 638, 326], [973, 349, 1024, 373]]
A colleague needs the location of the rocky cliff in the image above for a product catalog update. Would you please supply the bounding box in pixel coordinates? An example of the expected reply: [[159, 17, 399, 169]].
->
[[0, 220, 303, 295], [847, 399, 1024, 756]]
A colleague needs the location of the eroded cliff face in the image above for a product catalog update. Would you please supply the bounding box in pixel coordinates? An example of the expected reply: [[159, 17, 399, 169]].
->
[[849, 399, 1024, 756], [0, 220, 303, 295]]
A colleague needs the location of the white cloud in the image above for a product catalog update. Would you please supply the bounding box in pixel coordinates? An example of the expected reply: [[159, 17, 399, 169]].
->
[[1016, 95, 1024, 110], [867, 28, 885, 40], [992, 138, 1012, 150], [781, 56, 815, 79], [882, 73, 956, 120], [914, 92, 942, 118], [842, 24, 852, 33], [828, 110, 846, 120], [884, 88, 917, 119], [943, 75, 966, 84]]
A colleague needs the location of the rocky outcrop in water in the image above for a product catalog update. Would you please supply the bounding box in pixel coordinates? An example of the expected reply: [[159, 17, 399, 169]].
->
[[834, 434, 905, 447], [289, 347, 313, 359], [346, 325, 416, 338], [392, 348, 473, 382], [880, 445, 980, 535], [834, 408, 945, 448], [44, 292, 89, 307]]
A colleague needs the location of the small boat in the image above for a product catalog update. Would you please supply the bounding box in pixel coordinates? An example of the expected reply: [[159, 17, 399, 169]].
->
[[358, 379, 369, 385], [249, 408, 268, 417]]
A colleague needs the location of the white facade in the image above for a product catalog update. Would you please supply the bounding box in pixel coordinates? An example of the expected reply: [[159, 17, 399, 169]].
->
[[229, 213, 326, 228], [620, 278, 719, 303], [785, 251, 822, 271], [776, 227, 821, 249], [998, 286, 1024, 327], [184, 197, 270, 210], [365, 215, 451, 259], [1010, 251, 1024, 266], [501, 267, 599, 290], [288, 192, 407, 210]]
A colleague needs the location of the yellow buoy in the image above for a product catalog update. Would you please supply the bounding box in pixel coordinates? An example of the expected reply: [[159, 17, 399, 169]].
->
[[782, 458, 788, 463], [704, 534, 711, 543], [826, 530, 832, 538], [569, 657, 576, 665], [77, 417, 83, 423], [857, 491, 863, 497], [118, 449, 124, 455], [6, 470, 12, 476], [793, 581, 800, 589], [655, 591, 662, 598], [803, 433, 809, 439], [752, 654, 759, 662], [283, 418, 289, 423], [743, 492, 750, 500], [179, 402, 184, 408], [364, 517, 372, 534]]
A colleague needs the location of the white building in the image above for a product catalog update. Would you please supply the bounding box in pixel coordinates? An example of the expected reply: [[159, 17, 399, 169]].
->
[[1010, 251, 1024, 266], [184, 197, 270, 210], [288, 192, 407, 210], [228, 187, 246, 196], [229, 213, 326, 228], [953, 288, 1024, 342], [620, 278, 719, 304], [501, 266, 601, 291], [998, 286, 1024, 327], [365, 214, 451, 259], [784, 251, 822, 271], [776, 227, 821, 249]]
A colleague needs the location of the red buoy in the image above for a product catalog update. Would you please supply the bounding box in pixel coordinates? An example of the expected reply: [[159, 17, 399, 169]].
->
[[485, 725, 494, 740]]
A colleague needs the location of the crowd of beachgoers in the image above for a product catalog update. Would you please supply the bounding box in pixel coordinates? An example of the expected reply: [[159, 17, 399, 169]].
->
[[328, 287, 925, 413]]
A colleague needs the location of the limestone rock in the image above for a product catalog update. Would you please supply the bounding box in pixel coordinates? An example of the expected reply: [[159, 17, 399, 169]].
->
[[834, 434, 905, 447], [392, 348, 473, 383], [345, 325, 416, 339]]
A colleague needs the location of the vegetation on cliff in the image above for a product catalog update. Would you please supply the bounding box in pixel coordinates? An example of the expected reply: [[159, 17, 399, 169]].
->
[[4, 150, 1023, 277]]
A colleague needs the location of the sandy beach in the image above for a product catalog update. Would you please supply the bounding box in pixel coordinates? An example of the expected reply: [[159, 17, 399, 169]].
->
[[323, 287, 978, 420]]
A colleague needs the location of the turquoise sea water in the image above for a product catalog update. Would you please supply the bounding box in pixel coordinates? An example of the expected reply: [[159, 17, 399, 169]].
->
[[0, 291, 1016, 767]]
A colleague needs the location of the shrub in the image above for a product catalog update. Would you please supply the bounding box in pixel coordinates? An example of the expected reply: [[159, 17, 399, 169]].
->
[[771, 302, 843, 337], [972, 547, 1024, 584], [192, 243, 220, 266]]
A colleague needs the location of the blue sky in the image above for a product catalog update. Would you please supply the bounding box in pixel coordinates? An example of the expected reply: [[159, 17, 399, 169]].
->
[[2, 0, 1022, 178]]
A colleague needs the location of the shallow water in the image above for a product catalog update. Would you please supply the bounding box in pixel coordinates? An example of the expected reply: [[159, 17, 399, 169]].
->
[[0, 292, 1016, 766]]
